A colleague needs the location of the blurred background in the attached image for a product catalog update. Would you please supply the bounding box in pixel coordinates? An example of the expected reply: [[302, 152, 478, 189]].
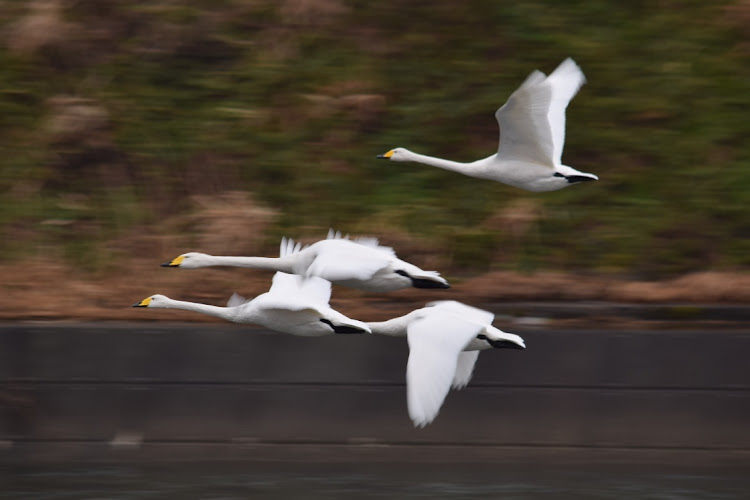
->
[[0, 1, 749, 299], [1, 1, 749, 498]]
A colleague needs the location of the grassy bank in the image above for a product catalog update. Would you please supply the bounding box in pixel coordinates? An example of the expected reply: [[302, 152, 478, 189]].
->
[[0, 1, 748, 279]]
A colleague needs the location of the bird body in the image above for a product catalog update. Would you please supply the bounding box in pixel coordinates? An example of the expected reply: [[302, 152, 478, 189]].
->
[[163, 230, 449, 293], [378, 58, 597, 191], [367, 300, 525, 427], [133, 288, 368, 337], [135, 239, 370, 336]]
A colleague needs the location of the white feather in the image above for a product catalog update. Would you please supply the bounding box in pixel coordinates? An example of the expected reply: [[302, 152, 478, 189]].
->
[[452, 351, 480, 390], [164, 232, 448, 293], [136, 237, 370, 336], [378, 58, 597, 192], [406, 309, 484, 427], [368, 301, 525, 427]]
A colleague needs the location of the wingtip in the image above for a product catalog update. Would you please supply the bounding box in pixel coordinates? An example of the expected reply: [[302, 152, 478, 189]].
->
[[326, 228, 345, 240], [226, 292, 247, 307], [411, 417, 431, 429]]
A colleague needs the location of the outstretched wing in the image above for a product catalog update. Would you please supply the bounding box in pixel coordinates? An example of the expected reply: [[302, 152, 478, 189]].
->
[[405, 309, 484, 427], [352, 237, 396, 256], [495, 58, 585, 168], [268, 236, 332, 305], [544, 58, 586, 166], [326, 228, 346, 241], [425, 300, 495, 325], [267, 272, 332, 307], [495, 68, 554, 167], [279, 236, 302, 258], [226, 292, 249, 307], [307, 251, 386, 282], [326, 228, 396, 256], [452, 351, 480, 390], [306, 238, 394, 283]]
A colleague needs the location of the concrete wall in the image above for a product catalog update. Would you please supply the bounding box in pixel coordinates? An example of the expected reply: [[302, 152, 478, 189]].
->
[[1, 322, 749, 464]]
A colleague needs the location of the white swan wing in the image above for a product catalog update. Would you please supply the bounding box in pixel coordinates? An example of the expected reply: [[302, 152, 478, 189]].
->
[[226, 292, 249, 307], [279, 236, 303, 258], [495, 69, 554, 167], [250, 289, 324, 316], [544, 57, 586, 166], [267, 272, 332, 306], [452, 351, 480, 390], [406, 310, 484, 427], [352, 237, 396, 256], [425, 300, 495, 326], [326, 228, 346, 241], [326, 228, 396, 256], [306, 246, 389, 283]]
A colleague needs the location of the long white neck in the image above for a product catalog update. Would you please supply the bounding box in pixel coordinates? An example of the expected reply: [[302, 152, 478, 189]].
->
[[404, 150, 479, 176], [367, 314, 413, 337], [160, 297, 244, 323], [195, 255, 294, 272]]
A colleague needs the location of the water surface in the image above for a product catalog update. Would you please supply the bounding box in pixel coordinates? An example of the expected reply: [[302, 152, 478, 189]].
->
[[3, 462, 748, 499]]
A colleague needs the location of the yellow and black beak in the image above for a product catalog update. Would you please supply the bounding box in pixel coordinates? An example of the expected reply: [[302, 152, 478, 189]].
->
[[132, 297, 152, 308], [161, 255, 185, 267], [376, 150, 395, 160]]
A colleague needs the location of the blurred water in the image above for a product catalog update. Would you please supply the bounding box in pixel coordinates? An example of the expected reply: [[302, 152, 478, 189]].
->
[[2, 462, 748, 500]]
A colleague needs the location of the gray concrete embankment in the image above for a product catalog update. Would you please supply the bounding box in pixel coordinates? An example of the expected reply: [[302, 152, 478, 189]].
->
[[1, 321, 749, 465]]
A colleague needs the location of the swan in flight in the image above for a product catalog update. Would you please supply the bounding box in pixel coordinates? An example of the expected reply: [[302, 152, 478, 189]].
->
[[367, 300, 525, 427], [134, 239, 370, 336], [377, 58, 597, 192], [162, 229, 450, 293]]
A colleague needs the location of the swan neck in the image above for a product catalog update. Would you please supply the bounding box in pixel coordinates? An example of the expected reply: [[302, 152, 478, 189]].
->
[[202, 255, 292, 272], [367, 315, 410, 337], [164, 298, 240, 322], [407, 151, 474, 174]]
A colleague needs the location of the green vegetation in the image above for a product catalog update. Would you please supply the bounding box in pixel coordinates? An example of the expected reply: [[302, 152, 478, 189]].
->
[[0, 1, 748, 277]]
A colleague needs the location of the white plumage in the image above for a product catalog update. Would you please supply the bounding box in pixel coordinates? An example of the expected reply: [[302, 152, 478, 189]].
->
[[162, 229, 450, 293], [378, 58, 597, 192], [368, 300, 525, 427], [134, 238, 370, 336]]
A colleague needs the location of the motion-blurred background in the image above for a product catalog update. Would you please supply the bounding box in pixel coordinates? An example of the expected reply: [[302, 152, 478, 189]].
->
[[1, 2, 749, 497], [1, 0, 749, 318]]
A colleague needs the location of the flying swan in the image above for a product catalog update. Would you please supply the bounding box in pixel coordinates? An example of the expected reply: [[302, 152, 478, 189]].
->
[[161, 229, 450, 293], [367, 300, 525, 427], [377, 57, 597, 192], [134, 238, 370, 336]]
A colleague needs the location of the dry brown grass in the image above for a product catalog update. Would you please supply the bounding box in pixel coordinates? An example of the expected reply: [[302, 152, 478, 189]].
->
[[180, 192, 279, 255], [278, 0, 349, 26], [6, 0, 70, 55], [45, 96, 110, 146]]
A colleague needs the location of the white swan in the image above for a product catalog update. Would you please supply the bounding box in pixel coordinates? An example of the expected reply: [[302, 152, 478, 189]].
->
[[162, 229, 450, 293], [377, 58, 597, 192], [134, 239, 370, 336], [367, 300, 525, 427]]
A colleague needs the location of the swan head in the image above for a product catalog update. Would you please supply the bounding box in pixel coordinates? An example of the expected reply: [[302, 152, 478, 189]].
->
[[132, 294, 170, 308], [161, 252, 210, 268], [376, 147, 411, 162], [554, 165, 598, 184], [479, 326, 526, 350]]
